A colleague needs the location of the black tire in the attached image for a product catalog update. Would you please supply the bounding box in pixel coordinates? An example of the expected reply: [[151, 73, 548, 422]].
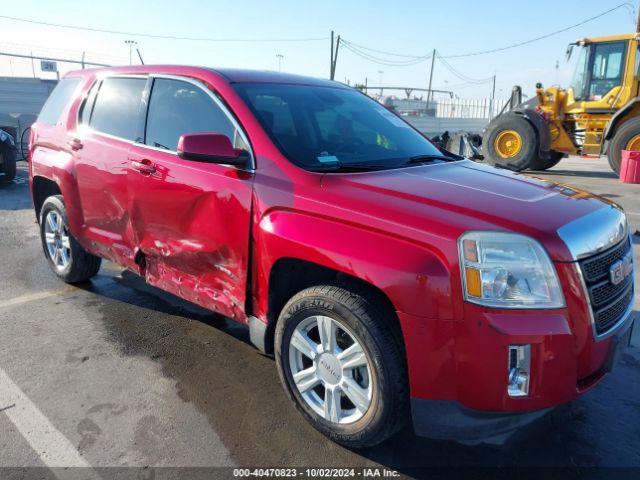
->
[[530, 150, 564, 171], [0, 143, 17, 184], [483, 115, 538, 171], [608, 116, 640, 174], [275, 284, 408, 448], [39, 195, 102, 283]]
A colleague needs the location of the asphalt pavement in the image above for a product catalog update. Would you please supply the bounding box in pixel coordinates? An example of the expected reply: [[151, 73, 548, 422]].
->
[[0, 158, 639, 479]]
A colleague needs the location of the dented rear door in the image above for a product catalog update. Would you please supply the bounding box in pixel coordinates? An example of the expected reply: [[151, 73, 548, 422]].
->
[[127, 76, 254, 321]]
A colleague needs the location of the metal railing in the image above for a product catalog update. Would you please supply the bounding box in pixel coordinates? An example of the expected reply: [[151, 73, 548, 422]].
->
[[435, 98, 508, 119]]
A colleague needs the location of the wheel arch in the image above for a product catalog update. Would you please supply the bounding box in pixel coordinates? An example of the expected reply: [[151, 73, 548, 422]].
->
[[604, 97, 640, 143], [259, 257, 403, 355], [32, 175, 62, 221]]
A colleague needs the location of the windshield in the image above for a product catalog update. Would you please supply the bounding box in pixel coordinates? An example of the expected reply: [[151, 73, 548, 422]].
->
[[569, 45, 589, 100], [233, 83, 446, 171], [569, 41, 626, 101]]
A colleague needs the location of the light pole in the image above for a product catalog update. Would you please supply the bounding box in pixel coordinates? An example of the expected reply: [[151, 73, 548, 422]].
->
[[124, 40, 137, 65], [276, 54, 284, 72], [378, 70, 384, 95]]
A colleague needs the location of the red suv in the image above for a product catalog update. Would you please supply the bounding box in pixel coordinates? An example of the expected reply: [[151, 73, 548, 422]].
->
[[29, 66, 635, 447]]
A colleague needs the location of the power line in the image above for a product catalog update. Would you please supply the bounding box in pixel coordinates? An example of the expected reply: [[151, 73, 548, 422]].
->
[[436, 54, 493, 84], [443, 2, 635, 58], [340, 39, 429, 59], [341, 41, 432, 66], [0, 14, 329, 43], [341, 2, 633, 61]]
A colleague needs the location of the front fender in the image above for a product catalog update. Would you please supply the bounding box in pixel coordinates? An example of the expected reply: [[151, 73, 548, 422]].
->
[[254, 208, 455, 320]]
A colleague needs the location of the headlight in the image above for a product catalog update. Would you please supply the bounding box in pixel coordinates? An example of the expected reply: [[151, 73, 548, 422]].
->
[[458, 231, 565, 309]]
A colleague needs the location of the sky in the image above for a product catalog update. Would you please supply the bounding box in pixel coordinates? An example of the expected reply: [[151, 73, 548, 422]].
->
[[0, 0, 636, 100]]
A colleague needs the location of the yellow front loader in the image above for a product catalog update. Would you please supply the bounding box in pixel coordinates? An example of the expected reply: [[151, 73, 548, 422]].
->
[[482, 33, 640, 173]]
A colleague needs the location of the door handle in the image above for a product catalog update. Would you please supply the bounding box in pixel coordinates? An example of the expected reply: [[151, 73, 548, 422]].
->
[[130, 159, 156, 174], [67, 138, 83, 151]]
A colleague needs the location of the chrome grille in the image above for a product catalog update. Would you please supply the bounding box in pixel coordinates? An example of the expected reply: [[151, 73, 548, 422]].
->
[[578, 237, 634, 337]]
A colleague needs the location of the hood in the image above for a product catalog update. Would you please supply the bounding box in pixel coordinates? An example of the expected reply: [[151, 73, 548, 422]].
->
[[321, 160, 622, 262]]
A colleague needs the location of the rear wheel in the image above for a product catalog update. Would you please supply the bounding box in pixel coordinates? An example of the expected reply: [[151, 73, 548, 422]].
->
[[483, 115, 538, 171], [608, 117, 640, 174], [275, 284, 408, 448], [39, 195, 102, 283], [0, 144, 17, 184], [530, 150, 564, 171]]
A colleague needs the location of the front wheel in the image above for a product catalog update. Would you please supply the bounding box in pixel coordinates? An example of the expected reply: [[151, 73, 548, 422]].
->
[[275, 285, 408, 448], [39, 195, 102, 283], [483, 115, 538, 171]]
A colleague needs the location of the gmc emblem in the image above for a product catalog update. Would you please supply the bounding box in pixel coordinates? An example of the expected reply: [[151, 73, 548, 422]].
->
[[610, 251, 633, 286]]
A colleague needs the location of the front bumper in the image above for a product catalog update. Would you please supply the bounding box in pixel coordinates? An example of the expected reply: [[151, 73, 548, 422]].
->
[[408, 312, 635, 443], [411, 398, 551, 444]]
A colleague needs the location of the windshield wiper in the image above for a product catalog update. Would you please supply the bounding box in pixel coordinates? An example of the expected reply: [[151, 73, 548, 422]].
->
[[406, 154, 452, 165], [306, 162, 390, 172]]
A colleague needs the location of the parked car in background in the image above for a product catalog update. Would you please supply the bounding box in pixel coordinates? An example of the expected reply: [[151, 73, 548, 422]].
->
[[28, 66, 635, 447], [0, 128, 17, 183]]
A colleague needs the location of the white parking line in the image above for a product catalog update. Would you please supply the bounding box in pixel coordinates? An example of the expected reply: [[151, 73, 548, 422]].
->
[[0, 289, 73, 310], [0, 368, 97, 473]]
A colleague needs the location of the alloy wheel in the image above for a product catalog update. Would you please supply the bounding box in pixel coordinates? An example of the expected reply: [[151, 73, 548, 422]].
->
[[44, 210, 71, 270], [288, 315, 373, 424]]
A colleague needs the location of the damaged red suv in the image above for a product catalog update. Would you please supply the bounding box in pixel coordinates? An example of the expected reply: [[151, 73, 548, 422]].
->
[[29, 66, 635, 447]]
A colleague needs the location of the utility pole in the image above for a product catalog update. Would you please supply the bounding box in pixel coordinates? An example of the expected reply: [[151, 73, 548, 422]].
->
[[136, 48, 144, 65], [330, 35, 341, 80], [276, 53, 284, 72], [30, 51, 35, 78], [330, 30, 334, 78], [426, 49, 436, 108], [636, 1, 640, 33], [81, 52, 85, 70], [378, 70, 384, 95]]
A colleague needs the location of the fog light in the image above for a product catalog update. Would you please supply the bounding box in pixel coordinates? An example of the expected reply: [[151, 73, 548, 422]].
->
[[508, 345, 530, 397]]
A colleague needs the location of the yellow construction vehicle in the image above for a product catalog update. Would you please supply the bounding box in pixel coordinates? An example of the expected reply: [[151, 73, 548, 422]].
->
[[482, 32, 640, 173]]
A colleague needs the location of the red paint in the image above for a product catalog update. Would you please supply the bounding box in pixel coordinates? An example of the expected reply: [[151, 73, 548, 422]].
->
[[177, 132, 239, 160], [29, 65, 630, 417]]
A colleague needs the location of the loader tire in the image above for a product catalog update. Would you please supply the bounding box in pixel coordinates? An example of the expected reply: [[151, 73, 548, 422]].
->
[[608, 116, 640, 174], [483, 115, 538, 171], [531, 151, 564, 171]]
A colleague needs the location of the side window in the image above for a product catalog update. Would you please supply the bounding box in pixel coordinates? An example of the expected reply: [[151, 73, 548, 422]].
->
[[78, 81, 99, 125], [37, 77, 82, 125], [145, 78, 245, 151], [90, 77, 146, 141], [589, 41, 626, 98]]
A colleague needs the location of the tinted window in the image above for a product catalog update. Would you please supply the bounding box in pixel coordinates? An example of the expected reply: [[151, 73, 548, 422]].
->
[[234, 83, 444, 171], [145, 78, 244, 151], [37, 77, 82, 125], [90, 77, 145, 141]]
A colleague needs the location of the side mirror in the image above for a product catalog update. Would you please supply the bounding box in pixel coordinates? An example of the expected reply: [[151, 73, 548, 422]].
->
[[565, 43, 574, 61], [177, 133, 249, 166]]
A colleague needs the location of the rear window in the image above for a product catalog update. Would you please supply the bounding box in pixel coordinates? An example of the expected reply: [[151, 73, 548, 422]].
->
[[89, 77, 146, 141], [37, 77, 82, 125]]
